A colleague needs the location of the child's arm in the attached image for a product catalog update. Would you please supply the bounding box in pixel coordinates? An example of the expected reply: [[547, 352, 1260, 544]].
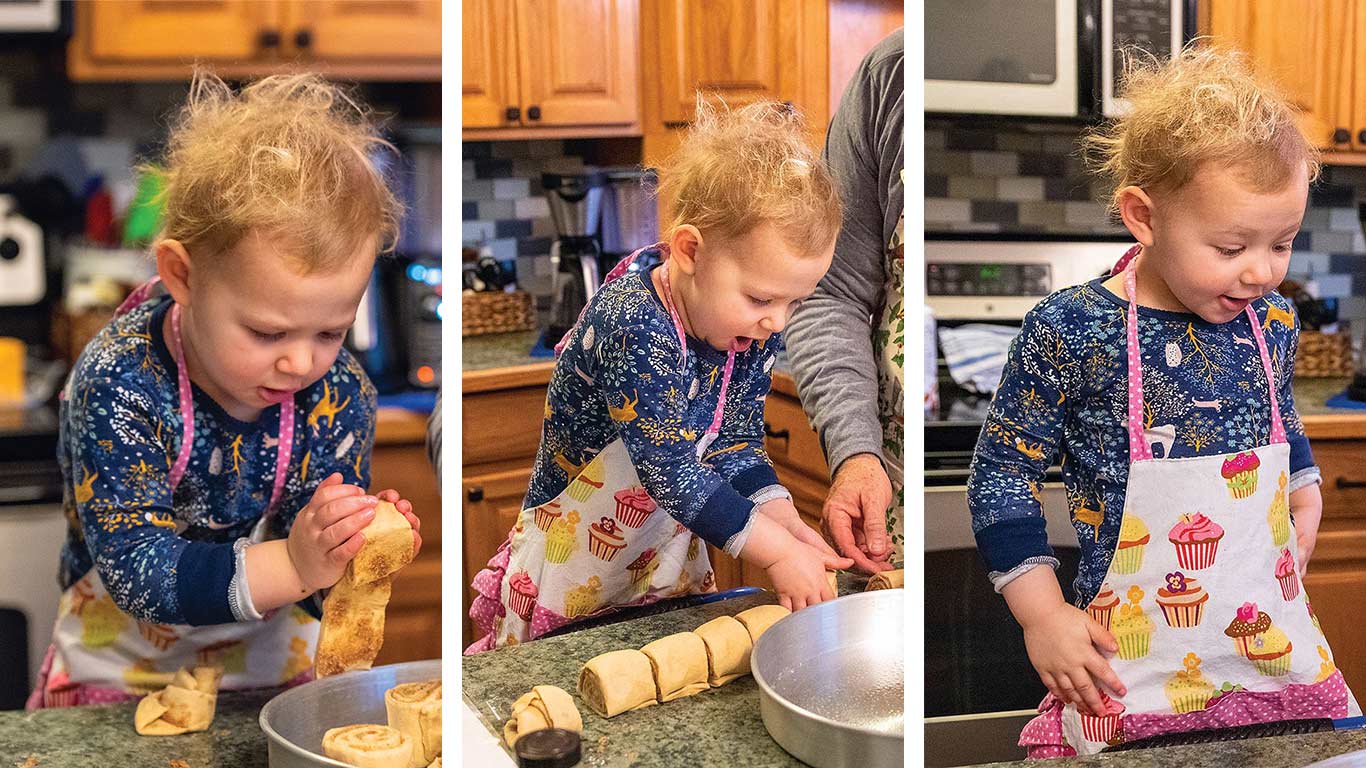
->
[[700, 337, 786, 500], [1003, 566, 1124, 716], [967, 309, 1073, 591], [594, 325, 850, 605]]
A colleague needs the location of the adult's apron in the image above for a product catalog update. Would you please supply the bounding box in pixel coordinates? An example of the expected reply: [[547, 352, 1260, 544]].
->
[[1020, 248, 1358, 757], [27, 280, 317, 709], [467, 246, 725, 652], [875, 179, 905, 566]]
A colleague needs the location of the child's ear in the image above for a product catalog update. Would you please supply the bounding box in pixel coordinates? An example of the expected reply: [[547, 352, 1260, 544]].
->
[[668, 225, 703, 276], [155, 239, 194, 307], [1116, 186, 1156, 247]]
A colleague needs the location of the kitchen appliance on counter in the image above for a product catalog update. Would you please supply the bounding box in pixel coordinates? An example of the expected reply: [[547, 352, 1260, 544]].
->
[[0, 195, 45, 308], [543, 171, 606, 343], [601, 167, 659, 265], [348, 256, 443, 393], [925, 0, 1195, 118], [924, 234, 1131, 766]]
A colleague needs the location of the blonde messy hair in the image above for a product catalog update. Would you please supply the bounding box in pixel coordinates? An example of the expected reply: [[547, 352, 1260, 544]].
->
[[152, 70, 402, 272], [658, 99, 842, 254], [1082, 43, 1320, 213]]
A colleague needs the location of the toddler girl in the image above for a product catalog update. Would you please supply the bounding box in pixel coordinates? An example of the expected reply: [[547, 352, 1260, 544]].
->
[[28, 72, 420, 708], [468, 101, 853, 651], [968, 47, 1360, 756]]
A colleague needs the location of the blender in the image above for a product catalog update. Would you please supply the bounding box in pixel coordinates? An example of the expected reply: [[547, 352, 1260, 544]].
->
[[542, 171, 607, 343]]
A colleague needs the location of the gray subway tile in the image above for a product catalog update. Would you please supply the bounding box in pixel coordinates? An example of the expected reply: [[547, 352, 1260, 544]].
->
[[969, 151, 1018, 177], [947, 176, 996, 199]]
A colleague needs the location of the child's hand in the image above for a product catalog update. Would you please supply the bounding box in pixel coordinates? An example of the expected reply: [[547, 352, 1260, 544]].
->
[[287, 473, 379, 591], [1002, 567, 1124, 716], [757, 498, 854, 571], [1290, 484, 1323, 578], [1021, 603, 1124, 716], [374, 488, 423, 558], [766, 541, 836, 612]]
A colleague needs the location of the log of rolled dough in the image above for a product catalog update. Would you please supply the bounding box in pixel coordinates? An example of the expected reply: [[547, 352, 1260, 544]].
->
[[133, 666, 222, 736], [385, 680, 442, 767], [316, 571, 392, 677], [735, 604, 791, 644], [640, 632, 709, 702], [866, 569, 904, 591], [351, 501, 415, 584], [503, 684, 581, 747], [578, 649, 658, 718], [693, 615, 752, 686]]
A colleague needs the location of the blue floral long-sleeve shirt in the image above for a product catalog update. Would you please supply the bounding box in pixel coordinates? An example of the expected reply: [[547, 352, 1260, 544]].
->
[[57, 294, 377, 626], [526, 258, 783, 552], [967, 278, 1318, 607]]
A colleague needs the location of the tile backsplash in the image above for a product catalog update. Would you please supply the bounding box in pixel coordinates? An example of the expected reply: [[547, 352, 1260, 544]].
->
[[926, 118, 1366, 311], [461, 139, 588, 264]]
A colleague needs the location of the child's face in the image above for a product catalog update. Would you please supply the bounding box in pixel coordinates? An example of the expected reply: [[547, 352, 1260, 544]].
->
[[1143, 162, 1308, 324], [177, 231, 375, 421], [687, 222, 834, 351]]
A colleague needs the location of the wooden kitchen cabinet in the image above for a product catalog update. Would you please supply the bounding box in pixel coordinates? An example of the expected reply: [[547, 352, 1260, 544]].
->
[[69, 0, 440, 81], [369, 409, 443, 666], [1299, 438, 1366, 697], [463, 0, 642, 138], [641, 0, 829, 164], [1205, 0, 1365, 155]]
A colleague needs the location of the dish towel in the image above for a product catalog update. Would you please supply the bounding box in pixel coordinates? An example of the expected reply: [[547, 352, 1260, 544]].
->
[[937, 323, 1019, 395]]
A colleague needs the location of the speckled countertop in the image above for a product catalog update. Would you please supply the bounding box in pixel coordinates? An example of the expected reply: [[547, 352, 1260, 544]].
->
[[978, 728, 1366, 767], [0, 688, 273, 767], [463, 573, 877, 767]]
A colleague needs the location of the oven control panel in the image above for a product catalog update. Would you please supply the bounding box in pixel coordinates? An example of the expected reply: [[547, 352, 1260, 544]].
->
[[926, 262, 1051, 296]]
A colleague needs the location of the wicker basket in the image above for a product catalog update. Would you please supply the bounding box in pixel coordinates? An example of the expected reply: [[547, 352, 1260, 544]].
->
[[463, 290, 537, 336], [1296, 330, 1353, 378]]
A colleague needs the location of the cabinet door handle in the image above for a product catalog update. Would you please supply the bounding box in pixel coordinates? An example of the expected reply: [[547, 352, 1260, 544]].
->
[[294, 28, 313, 50], [1333, 127, 1351, 144], [1359, 129, 1366, 145], [1335, 477, 1366, 490], [763, 422, 790, 441], [258, 29, 281, 49], [505, 106, 520, 122], [467, 486, 485, 502], [527, 105, 542, 121]]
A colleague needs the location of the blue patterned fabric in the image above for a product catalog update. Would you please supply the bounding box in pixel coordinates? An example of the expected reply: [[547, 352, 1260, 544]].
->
[[968, 278, 1317, 605], [57, 295, 377, 626], [525, 258, 782, 550]]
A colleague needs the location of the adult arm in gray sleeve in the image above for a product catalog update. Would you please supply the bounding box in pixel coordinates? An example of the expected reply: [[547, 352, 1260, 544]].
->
[[785, 30, 903, 476]]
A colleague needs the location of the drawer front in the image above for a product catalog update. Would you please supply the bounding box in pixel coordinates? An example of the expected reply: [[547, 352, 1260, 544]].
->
[[462, 465, 534, 647], [463, 386, 548, 465], [1313, 440, 1366, 526], [763, 392, 830, 481]]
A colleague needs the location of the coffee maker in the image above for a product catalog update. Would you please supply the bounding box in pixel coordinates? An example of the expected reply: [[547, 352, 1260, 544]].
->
[[543, 171, 606, 342]]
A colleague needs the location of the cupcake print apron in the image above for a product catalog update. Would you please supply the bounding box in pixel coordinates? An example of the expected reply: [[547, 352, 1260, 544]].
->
[[27, 279, 318, 709], [1021, 248, 1359, 757], [467, 246, 717, 652]]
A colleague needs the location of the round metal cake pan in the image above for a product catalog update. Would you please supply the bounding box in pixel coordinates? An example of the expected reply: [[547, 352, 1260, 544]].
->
[[259, 659, 442, 767], [751, 590, 905, 768]]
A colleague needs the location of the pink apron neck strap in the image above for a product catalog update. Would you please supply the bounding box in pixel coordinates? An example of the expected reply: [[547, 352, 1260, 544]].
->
[[167, 303, 294, 517], [1123, 247, 1286, 463]]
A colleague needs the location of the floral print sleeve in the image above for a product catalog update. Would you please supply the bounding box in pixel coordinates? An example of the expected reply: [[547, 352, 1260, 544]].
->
[[700, 335, 783, 498], [967, 306, 1077, 583], [593, 323, 756, 550]]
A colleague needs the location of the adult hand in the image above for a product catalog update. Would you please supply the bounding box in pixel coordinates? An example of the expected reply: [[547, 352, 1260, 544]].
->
[[821, 453, 895, 573]]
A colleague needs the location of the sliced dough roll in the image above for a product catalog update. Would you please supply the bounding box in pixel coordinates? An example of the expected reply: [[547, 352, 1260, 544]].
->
[[385, 680, 442, 767], [735, 604, 791, 644], [640, 632, 709, 702], [316, 572, 393, 677], [322, 724, 412, 768], [134, 666, 222, 736], [503, 685, 582, 747], [693, 615, 752, 686], [866, 569, 904, 591], [578, 649, 658, 718], [352, 501, 416, 584]]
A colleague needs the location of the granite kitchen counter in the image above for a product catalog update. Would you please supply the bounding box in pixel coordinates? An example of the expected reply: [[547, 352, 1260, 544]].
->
[[464, 572, 880, 767], [0, 688, 274, 768], [978, 727, 1366, 768]]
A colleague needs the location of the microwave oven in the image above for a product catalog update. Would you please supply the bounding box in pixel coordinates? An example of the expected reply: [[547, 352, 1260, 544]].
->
[[925, 0, 1196, 118]]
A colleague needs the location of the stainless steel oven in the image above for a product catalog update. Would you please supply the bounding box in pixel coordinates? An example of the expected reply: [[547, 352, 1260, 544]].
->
[[923, 235, 1129, 765]]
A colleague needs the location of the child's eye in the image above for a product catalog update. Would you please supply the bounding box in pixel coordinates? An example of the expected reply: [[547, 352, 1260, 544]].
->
[[320, 330, 347, 342], [1273, 242, 1294, 254], [1217, 246, 1245, 257], [748, 295, 772, 307], [250, 328, 285, 342]]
